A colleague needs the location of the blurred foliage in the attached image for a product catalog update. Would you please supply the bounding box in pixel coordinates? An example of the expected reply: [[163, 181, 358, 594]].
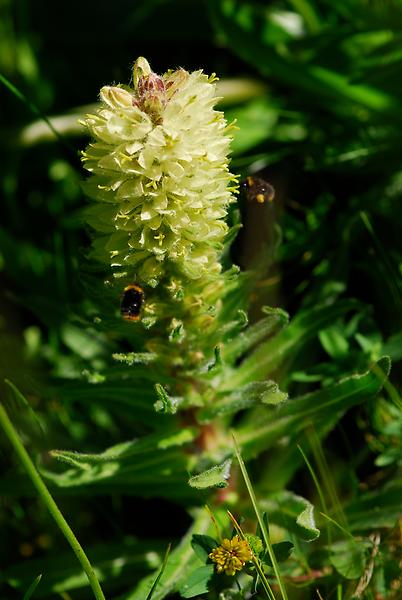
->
[[1, 0, 401, 599]]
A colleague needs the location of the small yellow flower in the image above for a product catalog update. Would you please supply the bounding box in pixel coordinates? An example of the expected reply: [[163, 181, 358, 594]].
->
[[209, 535, 253, 576]]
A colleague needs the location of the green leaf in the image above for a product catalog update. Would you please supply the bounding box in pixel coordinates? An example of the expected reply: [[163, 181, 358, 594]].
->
[[42, 428, 197, 498], [375, 448, 402, 467], [198, 381, 287, 422], [4, 379, 45, 438], [227, 99, 279, 154], [112, 352, 157, 365], [209, 0, 400, 116], [191, 535, 218, 563], [296, 503, 320, 541], [146, 544, 171, 600], [22, 574, 42, 600], [59, 380, 167, 428], [261, 491, 320, 542], [263, 541, 294, 567], [1, 540, 164, 597], [154, 384, 179, 414], [123, 510, 229, 600], [0, 73, 70, 148], [51, 427, 196, 466], [244, 534, 264, 556], [218, 591, 243, 600], [345, 481, 402, 531], [222, 306, 289, 365], [329, 540, 367, 579], [236, 357, 390, 458], [178, 565, 215, 598], [223, 300, 360, 389], [61, 324, 106, 359], [319, 324, 349, 359], [382, 331, 402, 362], [188, 459, 232, 490]]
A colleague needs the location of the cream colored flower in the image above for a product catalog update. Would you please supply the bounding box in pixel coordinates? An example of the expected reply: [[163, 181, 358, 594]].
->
[[81, 57, 237, 286]]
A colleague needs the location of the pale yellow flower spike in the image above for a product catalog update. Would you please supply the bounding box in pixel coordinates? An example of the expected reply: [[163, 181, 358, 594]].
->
[[81, 56, 236, 286]]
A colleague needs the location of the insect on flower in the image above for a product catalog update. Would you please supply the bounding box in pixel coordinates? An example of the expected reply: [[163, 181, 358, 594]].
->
[[121, 284, 144, 321], [242, 176, 275, 205]]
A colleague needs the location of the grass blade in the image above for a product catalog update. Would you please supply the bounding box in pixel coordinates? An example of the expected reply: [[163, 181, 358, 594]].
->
[[0, 382, 106, 600], [0, 73, 75, 155], [22, 574, 42, 600], [232, 432, 288, 600], [146, 544, 171, 600], [227, 511, 276, 600]]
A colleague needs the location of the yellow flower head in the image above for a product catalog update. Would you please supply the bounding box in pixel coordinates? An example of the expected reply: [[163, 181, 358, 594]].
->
[[209, 535, 253, 576]]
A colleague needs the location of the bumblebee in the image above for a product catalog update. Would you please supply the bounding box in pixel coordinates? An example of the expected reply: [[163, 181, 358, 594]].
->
[[121, 284, 144, 321], [242, 176, 275, 205]]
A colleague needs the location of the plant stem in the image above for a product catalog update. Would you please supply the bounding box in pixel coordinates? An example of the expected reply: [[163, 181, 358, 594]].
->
[[0, 399, 106, 600], [228, 511, 276, 600], [232, 433, 288, 600]]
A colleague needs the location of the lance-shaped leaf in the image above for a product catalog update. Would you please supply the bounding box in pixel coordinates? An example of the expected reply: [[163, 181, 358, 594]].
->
[[221, 300, 361, 389], [1, 540, 165, 598], [41, 428, 197, 499], [59, 380, 167, 428], [112, 352, 158, 365], [22, 575, 42, 600], [235, 356, 390, 458], [154, 384, 180, 414], [198, 381, 287, 423], [222, 307, 289, 364]]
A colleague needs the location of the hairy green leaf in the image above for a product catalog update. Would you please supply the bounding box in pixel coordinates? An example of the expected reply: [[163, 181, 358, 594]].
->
[[261, 491, 321, 542], [223, 300, 361, 389], [154, 384, 179, 414], [198, 381, 287, 423], [188, 459, 232, 490], [236, 357, 390, 458], [222, 306, 289, 365]]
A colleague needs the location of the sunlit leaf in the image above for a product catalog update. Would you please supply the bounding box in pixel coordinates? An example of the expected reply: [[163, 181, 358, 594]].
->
[[188, 460, 232, 490], [329, 539, 367, 579], [178, 565, 215, 598], [261, 491, 320, 542]]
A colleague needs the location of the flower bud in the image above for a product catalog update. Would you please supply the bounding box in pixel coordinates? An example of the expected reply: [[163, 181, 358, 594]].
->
[[100, 86, 133, 109]]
